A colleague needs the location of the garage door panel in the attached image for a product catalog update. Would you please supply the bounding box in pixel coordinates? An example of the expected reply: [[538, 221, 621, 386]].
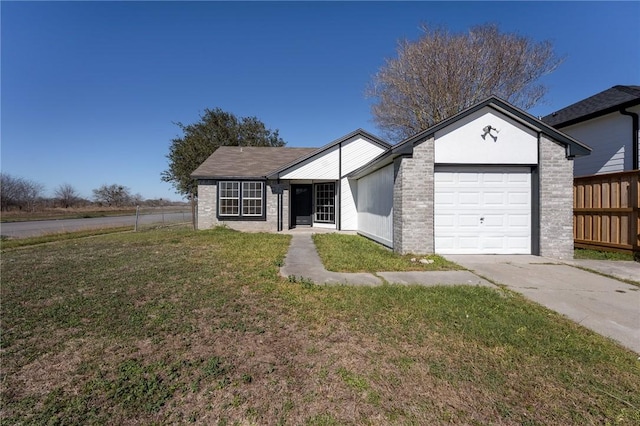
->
[[508, 192, 530, 205], [435, 168, 531, 254], [436, 237, 456, 250], [508, 173, 530, 184], [458, 236, 480, 249], [508, 214, 530, 227], [437, 214, 456, 227], [435, 192, 455, 205], [483, 173, 506, 183], [482, 214, 505, 227], [459, 173, 480, 183], [483, 192, 506, 205], [435, 172, 455, 183], [458, 214, 480, 227], [459, 192, 480, 205], [482, 237, 505, 249], [507, 237, 531, 249]]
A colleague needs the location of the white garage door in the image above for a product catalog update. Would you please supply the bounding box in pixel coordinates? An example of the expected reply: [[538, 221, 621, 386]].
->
[[435, 167, 531, 254]]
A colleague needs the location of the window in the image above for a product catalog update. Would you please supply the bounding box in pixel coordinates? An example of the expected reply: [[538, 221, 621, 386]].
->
[[219, 181, 239, 216], [218, 181, 264, 218], [315, 182, 335, 223], [242, 182, 263, 216]]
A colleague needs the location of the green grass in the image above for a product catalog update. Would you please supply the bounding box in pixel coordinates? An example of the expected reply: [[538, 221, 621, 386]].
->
[[2, 227, 639, 425], [574, 248, 636, 261], [312, 233, 461, 272]]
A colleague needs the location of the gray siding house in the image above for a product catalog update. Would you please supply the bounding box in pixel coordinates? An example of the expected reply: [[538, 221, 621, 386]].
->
[[192, 97, 591, 259], [542, 85, 639, 176]]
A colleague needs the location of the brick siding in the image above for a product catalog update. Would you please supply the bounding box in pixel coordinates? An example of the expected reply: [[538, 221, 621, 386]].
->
[[539, 136, 575, 259], [392, 137, 435, 254], [197, 180, 288, 232]]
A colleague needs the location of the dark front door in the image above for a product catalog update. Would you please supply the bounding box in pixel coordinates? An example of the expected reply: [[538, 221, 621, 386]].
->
[[291, 184, 313, 226]]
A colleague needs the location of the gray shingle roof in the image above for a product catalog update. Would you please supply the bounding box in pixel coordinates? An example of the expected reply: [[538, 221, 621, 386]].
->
[[542, 85, 640, 128], [191, 146, 318, 179]]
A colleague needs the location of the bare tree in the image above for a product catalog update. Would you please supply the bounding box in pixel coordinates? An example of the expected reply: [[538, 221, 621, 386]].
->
[[0, 173, 45, 211], [92, 184, 133, 207], [54, 183, 80, 208], [367, 24, 563, 141]]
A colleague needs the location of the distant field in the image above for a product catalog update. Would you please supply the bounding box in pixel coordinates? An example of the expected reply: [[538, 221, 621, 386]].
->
[[1, 227, 639, 424], [1, 206, 189, 222]]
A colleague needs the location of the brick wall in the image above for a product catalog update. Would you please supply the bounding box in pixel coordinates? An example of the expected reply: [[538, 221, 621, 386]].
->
[[539, 135, 574, 259], [197, 181, 218, 229], [197, 180, 288, 232], [392, 137, 435, 254]]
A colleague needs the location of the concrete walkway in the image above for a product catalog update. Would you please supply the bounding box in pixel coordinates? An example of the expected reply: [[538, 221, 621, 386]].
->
[[445, 255, 640, 354], [279, 232, 491, 287], [279, 232, 640, 354], [563, 259, 640, 283]]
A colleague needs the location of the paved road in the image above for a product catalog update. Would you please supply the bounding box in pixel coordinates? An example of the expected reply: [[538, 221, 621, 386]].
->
[[1, 212, 190, 238]]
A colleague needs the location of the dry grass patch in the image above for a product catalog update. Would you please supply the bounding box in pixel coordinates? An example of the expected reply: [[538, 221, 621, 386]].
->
[[2, 227, 639, 425]]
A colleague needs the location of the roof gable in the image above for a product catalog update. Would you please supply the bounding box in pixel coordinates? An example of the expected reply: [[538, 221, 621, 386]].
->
[[393, 96, 591, 158], [266, 129, 390, 178], [190, 129, 389, 180], [191, 146, 318, 179], [541, 85, 640, 128]]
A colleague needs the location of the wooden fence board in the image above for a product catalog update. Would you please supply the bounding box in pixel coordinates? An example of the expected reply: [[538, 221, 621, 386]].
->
[[573, 170, 640, 255]]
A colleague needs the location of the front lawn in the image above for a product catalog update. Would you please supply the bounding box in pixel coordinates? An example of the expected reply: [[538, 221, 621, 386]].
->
[[2, 227, 639, 425], [313, 233, 461, 272]]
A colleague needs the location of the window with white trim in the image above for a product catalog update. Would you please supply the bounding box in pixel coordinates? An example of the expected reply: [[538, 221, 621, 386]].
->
[[219, 181, 240, 216], [218, 181, 264, 218], [242, 181, 263, 216], [315, 182, 335, 223]]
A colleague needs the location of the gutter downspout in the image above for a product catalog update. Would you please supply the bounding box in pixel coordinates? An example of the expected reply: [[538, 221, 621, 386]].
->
[[620, 108, 639, 170], [338, 142, 342, 230], [277, 177, 283, 232]]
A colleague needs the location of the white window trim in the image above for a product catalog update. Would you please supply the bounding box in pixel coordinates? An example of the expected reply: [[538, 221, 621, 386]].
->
[[241, 181, 263, 217], [219, 181, 240, 217], [314, 182, 335, 224], [218, 181, 265, 219]]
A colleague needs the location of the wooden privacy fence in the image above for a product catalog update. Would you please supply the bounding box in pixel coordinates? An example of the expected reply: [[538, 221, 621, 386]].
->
[[573, 170, 640, 255]]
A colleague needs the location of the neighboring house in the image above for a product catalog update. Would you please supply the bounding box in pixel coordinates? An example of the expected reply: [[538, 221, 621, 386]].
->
[[542, 85, 640, 176], [193, 96, 591, 259]]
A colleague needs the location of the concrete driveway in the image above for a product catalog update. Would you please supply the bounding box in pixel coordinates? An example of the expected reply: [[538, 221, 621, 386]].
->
[[444, 255, 640, 354]]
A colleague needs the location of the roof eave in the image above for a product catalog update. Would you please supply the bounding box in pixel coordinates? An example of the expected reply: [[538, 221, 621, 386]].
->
[[547, 98, 640, 129], [192, 175, 267, 180]]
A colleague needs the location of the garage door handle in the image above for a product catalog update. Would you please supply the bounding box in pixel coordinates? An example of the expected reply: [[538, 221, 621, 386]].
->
[[480, 217, 485, 223]]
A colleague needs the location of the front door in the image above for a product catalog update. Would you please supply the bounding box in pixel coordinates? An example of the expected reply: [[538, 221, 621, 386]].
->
[[291, 184, 313, 226]]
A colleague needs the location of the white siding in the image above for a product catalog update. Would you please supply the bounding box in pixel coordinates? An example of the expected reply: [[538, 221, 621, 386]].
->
[[278, 133, 387, 229], [435, 107, 538, 164], [340, 136, 387, 230], [280, 145, 340, 179], [341, 136, 387, 175], [561, 106, 639, 176], [340, 177, 358, 230], [356, 164, 394, 247]]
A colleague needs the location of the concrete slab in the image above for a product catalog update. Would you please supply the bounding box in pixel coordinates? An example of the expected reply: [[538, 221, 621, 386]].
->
[[445, 255, 640, 354], [279, 233, 495, 288], [563, 259, 640, 283], [378, 271, 494, 287], [279, 234, 382, 286]]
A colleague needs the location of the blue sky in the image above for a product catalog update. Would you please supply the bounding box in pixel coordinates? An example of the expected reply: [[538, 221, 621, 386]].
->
[[2, 1, 638, 201]]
